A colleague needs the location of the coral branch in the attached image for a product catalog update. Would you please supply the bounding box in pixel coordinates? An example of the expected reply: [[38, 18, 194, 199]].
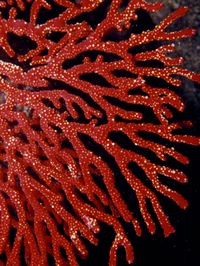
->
[[0, 0, 199, 265]]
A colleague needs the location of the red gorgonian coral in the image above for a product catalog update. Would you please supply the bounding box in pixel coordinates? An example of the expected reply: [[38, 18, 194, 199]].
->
[[0, 0, 199, 265]]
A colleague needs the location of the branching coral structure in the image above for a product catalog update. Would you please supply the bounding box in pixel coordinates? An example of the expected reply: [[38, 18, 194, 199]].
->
[[0, 0, 199, 265]]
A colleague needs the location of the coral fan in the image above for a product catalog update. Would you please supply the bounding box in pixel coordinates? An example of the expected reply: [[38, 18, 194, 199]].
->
[[0, 0, 199, 265]]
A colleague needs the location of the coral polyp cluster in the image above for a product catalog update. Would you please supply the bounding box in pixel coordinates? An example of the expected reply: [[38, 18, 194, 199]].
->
[[0, 0, 199, 265]]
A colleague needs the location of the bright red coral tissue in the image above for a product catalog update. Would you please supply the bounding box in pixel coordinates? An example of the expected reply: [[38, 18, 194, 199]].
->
[[0, 0, 199, 265]]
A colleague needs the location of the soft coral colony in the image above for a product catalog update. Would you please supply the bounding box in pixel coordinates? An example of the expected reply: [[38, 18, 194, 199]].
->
[[0, 0, 199, 265]]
